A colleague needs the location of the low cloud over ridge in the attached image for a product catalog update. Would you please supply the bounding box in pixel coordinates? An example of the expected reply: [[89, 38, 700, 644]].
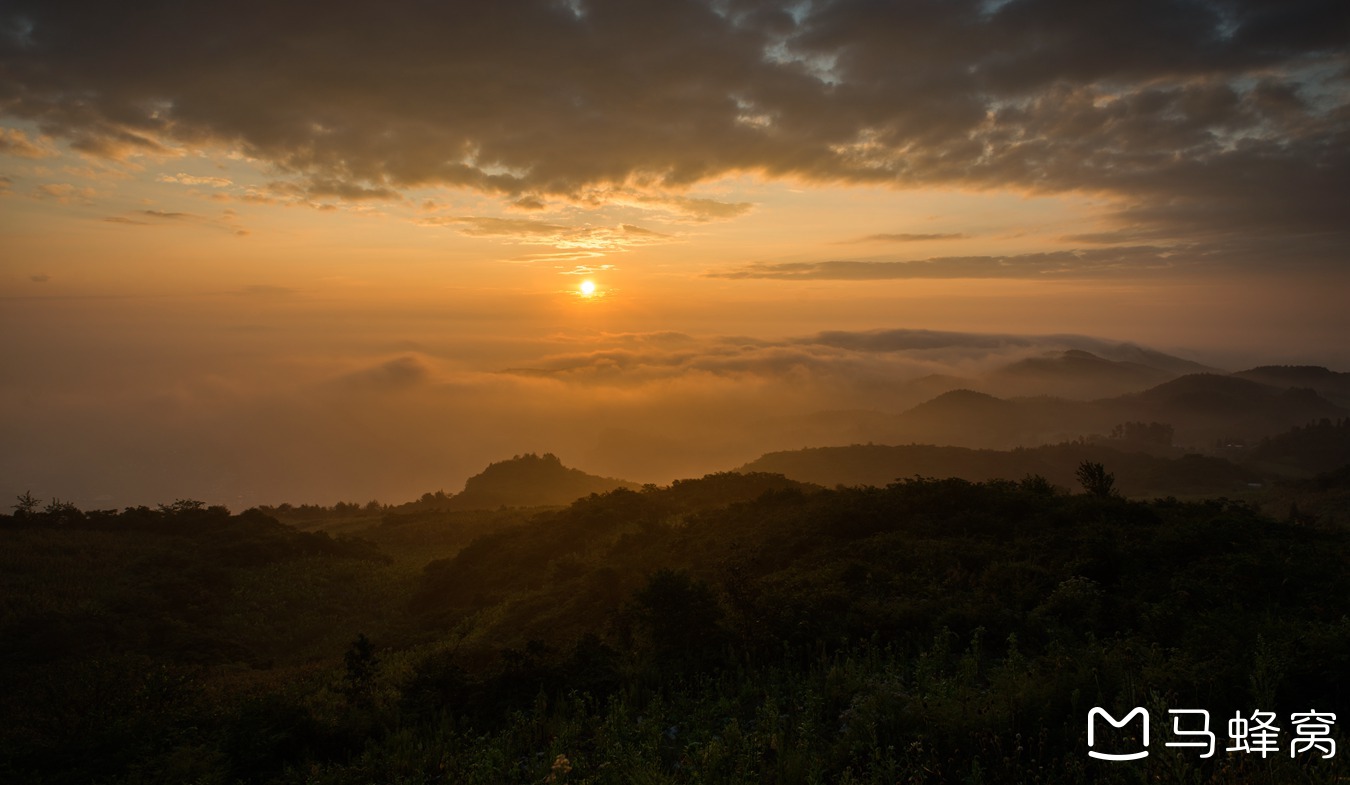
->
[[2, 311, 1227, 508]]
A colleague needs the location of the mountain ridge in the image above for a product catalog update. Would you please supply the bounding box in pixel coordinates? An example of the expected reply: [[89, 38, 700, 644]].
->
[[401, 452, 641, 511]]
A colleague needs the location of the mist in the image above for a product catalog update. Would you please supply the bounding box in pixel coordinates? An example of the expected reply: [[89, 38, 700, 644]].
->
[[8, 289, 1324, 510]]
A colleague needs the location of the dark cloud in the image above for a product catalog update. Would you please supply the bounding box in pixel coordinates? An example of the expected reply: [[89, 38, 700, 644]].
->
[[0, 0, 1346, 258], [510, 195, 548, 210], [305, 179, 402, 201], [709, 246, 1182, 279]]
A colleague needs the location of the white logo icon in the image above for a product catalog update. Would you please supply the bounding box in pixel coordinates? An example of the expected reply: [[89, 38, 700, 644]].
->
[[1088, 707, 1150, 761]]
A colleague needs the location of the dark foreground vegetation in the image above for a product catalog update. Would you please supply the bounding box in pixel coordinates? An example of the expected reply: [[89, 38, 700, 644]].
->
[[2, 469, 1348, 784]]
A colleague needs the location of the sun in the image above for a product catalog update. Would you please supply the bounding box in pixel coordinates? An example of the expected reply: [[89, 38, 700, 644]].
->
[[579, 280, 597, 297]]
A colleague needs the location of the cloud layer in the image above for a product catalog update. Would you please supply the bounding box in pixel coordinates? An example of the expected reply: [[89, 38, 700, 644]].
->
[[2, 0, 1346, 248], [0, 297, 1233, 509], [709, 247, 1186, 279]]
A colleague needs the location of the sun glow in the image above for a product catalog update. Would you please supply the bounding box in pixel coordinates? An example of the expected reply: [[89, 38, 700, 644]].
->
[[579, 280, 597, 297]]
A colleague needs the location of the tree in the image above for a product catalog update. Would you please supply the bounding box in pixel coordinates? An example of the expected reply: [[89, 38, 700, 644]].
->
[[158, 499, 206, 515], [1075, 461, 1116, 498], [635, 569, 727, 672], [43, 498, 83, 524], [12, 491, 39, 517], [342, 633, 381, 706], [1110, 421, 1174, 446]]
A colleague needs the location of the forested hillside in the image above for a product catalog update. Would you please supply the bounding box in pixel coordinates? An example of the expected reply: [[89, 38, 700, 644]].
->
[[3, 469, 1347, 784], [740, 442, 1257, 497]]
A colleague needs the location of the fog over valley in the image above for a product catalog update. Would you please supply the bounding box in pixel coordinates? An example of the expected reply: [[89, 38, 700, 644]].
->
[[5, 302, 1344, 508]]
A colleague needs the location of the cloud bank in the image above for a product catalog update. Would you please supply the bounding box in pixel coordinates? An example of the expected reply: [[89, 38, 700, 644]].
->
[[1, 0, 1345, 251], [709, 247, 1186, 279], [0, 296, 1231, 509]]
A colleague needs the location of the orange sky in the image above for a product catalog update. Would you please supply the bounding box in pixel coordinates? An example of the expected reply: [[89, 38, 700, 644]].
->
[[3, 0, 1348, 506]]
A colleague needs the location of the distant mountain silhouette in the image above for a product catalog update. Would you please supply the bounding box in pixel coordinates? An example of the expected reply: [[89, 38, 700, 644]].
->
[[408, 453, 640, 511], [1117, 374, 1345, 440], [983, 349, 1178, 399], [873, 343, 1217, 403], [897, 373, 978, 407], [866, 374, 1349, 450], [894, 389, 1028, 447], [1233, 366, 1350, 407], [1133, 373, 1288, 407], [1083, 342, 1214, 376]]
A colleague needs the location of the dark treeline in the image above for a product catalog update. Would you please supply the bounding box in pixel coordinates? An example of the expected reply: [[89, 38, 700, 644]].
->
[[1252, 417, 1350, 475], [258, 499, 387, 518], [741, 440, 1259, 498], [2, 469, 1348, 783]]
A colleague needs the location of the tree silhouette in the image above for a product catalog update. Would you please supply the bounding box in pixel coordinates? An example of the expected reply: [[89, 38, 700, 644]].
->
[[12, 491, 39, 517], [1075, 460, 1116, 497], [342, 633, 381, 706]]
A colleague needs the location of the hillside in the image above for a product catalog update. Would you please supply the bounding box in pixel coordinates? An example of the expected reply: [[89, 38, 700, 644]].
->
[[1234, 365, 1350, 407], [864, 374, 1349, 451], [892, 389, 1031, 447], [3, 472, 1348, 784], [983, 348, 1179, 400], [1082, 341, 1214, 375], [739, 442, 1257, 497], [1250, 417, 1350, 475], [1118, 373, 1346, 440], [400, 452, 640, 511]]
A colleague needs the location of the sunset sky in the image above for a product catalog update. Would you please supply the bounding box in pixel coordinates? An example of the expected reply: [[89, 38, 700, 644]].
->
[[3, 0, 1348, 507]]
